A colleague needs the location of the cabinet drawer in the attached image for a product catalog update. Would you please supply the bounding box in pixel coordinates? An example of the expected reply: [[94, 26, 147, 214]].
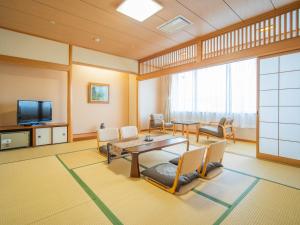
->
[[36, 128, 51, 146], [52, 126, 67, 144]]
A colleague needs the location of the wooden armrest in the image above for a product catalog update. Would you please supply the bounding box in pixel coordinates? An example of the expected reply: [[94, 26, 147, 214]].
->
[[200, 122, 218, 127]]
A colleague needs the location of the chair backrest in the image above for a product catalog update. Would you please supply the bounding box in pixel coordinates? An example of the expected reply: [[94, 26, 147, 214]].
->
[[97, 128, 119, 142], [150, 113, 164, 127], [178, 147, 206, 175], [225, 118, 234, 133], [217, 117, 227, 135], [205, 140, 226, 164], [120, 126, 138, 140]]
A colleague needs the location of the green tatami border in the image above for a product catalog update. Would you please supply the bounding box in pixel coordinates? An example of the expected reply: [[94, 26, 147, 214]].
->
[[213, 178, 260, 225], [122, 157, 233, 208], [162, 149, 300, 190], [56, 155, 123, 225], [0, 147, 97, 166]]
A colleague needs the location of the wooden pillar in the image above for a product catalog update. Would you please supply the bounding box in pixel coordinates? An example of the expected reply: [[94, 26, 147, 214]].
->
[[136, 79, 140, 132], [67, 45, 73, 142]]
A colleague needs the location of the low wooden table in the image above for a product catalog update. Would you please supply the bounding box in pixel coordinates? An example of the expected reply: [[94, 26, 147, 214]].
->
[[111, 136, 189, 178], [172, 121, 200, 139]]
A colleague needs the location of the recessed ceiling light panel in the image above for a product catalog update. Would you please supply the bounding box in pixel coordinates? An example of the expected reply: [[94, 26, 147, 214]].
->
[[116, 0, 162, 22], [158, 16, 192, 33]]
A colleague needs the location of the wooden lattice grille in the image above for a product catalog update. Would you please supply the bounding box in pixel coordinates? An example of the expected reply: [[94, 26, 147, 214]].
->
[[139, 44, 197, 75], [202, 8, 300, 59]]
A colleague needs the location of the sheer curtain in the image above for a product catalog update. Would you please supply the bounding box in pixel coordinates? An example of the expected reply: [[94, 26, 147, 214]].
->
[[168, 58, 257, 128]]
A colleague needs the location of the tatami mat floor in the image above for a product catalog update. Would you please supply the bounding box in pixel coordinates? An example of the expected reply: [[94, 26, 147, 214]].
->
[[0, 134, 299, 225]]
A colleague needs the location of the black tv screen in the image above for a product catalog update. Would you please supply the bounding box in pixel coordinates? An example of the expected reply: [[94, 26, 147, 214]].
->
[[17, 100, 52, 125], [40, 101, 52, 122], [17, 100, 39, 125]]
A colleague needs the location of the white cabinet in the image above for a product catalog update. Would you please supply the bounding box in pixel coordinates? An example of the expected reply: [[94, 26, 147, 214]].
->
[[36, 128, 51, 146], [52, 126, 67, 144]]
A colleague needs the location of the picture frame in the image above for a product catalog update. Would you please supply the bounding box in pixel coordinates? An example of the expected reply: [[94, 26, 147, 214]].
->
[[88, 83, 110, 104]]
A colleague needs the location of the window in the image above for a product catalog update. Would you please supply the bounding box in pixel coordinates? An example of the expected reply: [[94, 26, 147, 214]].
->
[[169, 58, 257, 128]]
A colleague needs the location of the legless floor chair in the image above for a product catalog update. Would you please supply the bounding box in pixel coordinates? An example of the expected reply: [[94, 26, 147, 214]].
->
[[120, 126, 138, 140], [201, 140, 226, 179], [169, 140, 226, 179], [97, 128, 119, 155], [142, 147, 206, 195], [97, 128, 129, 163]]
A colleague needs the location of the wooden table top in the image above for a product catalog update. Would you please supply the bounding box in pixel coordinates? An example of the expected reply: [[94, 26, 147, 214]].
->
[[172, 121, 200, 125], [125, 137, 188, 154]]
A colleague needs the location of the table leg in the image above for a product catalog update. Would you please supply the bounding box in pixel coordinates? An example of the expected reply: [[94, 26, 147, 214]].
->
[[173, 124, 176, 135], [186, 125, 190, 139], [130, 153, 140, 178], [186, 141, 190, 151], [182, 124, 184, 136]]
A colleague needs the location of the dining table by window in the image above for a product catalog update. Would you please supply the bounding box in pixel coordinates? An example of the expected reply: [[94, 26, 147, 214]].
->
[[171, 121, 200, 139]]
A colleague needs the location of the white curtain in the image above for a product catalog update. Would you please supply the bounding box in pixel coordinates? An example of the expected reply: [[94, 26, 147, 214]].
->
[[168, 58, 257, 128]]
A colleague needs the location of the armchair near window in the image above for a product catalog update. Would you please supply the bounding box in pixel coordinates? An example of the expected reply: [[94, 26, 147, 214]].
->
[[196, 117, 235, 143], [148, 114, 173, 133]]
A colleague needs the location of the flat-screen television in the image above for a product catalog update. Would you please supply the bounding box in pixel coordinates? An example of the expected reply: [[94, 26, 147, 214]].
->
[[17, 100, 52, 125]]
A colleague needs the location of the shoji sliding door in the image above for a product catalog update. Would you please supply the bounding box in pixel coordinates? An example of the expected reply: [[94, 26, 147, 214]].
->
[[258, 51, 300, 166]]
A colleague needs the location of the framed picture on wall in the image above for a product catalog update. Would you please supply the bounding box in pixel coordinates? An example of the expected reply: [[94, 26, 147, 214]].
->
[[88, 83, 110, 103]]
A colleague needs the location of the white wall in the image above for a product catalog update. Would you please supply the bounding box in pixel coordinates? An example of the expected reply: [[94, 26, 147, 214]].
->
[[138, 78, 162, 129], [72, 46, 138, 74], [72, 64, 129, 134], [0, 62, 67, 126], [0, 28, 69, 65]]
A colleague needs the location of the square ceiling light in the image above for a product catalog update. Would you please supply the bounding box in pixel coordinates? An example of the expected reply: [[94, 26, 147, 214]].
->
[[116, 0, 162, 22]]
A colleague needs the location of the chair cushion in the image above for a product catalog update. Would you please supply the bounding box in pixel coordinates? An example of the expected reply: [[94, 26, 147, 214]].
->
[[99, 144, 128, 157], [141, 163, 199, 191], [99, 145, 111, 155], [169, 157, 179, 165], [201, 162, 223, 176], [164, 122, 174, 127], [199, 126, 223, 138], [150, 114, 164, 121], [170, 159, 223, 177]]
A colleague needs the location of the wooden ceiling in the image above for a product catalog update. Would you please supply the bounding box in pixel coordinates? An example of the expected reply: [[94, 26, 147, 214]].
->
[[0, 0, 298, 60]]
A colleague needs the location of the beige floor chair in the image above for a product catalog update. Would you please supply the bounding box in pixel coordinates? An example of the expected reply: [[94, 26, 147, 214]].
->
[[120, 126, 138, 140], [97, 128, 119, 154], [142, 147, 206, 195], [201, 140, 226, 179]]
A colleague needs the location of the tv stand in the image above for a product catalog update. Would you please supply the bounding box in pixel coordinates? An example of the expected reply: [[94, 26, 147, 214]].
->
[[0, 123, 68, 150]]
